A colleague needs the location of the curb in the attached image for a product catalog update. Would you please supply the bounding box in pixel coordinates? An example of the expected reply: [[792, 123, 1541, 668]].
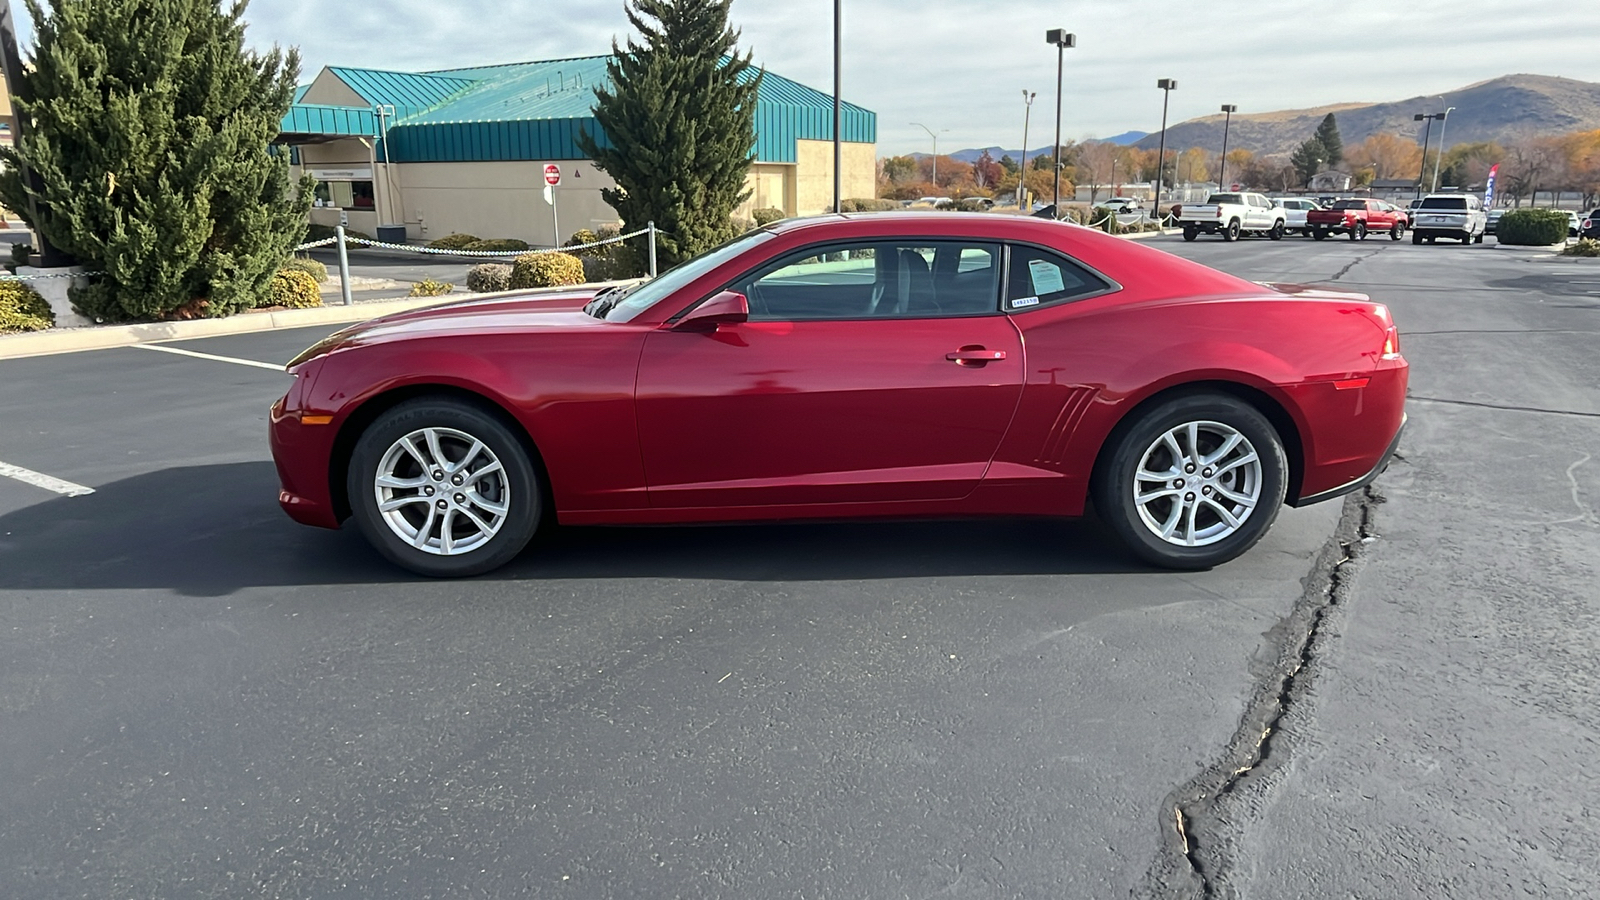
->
[[0, 281, 636, 362]]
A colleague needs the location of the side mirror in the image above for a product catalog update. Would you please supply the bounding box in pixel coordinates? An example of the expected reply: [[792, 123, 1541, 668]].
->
[[673, 290, 749, 331]]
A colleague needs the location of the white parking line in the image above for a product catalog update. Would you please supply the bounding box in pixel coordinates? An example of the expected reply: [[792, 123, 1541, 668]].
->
[[0, 460, 95, 497], [137, 344, 287, 372]]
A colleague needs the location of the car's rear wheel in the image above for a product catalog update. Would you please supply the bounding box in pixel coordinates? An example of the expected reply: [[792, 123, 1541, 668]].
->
[[1312, 229, 1327, 241], [1094, 394, 1287, 570], [1391, 222, 1405, 241], [347, 399, 541, 577], [1475, 232, 1485, 244], [1350, 222, 1366, 241], [1183, 225, 1198, 242], [1412, 231, 1423, 245], [1223, 219, 1241, 242]]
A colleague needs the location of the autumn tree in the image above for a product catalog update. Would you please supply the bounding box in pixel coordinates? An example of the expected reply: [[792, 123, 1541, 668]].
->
[[1345, 134, 1423, 180], [972, 149, 1003, 190], [881, 155, 917, 184], [1176, 147, 1210, 184]]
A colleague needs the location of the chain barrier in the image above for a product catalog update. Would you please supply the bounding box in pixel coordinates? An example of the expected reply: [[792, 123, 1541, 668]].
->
[[0, 269, 102, 281], [290, 228, 651, 258]]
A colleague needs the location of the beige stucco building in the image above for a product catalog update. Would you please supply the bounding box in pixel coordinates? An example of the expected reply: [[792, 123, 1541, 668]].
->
[[280, 58, 877, 247]]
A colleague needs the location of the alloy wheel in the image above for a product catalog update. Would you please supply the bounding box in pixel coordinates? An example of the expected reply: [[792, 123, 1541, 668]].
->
[[1131, 420, 1262, 548], [374, 427, 511, 556]]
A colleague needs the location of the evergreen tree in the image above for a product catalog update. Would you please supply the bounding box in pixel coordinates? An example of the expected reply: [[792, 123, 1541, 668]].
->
[[578, 0, 761, 269], [1290, 137, 1328, 185], [1315, 113, 1343, 167], [0, 0, 311, 321]]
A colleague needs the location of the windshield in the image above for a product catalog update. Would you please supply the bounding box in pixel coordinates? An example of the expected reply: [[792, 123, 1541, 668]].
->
[[1206, 194, 1242, 205], [601, 230, 775, 322], [1419, 197, 1468, 210], [1332, 200, 1365, 210]]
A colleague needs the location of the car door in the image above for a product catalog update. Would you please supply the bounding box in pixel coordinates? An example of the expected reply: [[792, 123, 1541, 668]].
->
[[634, 239, 1025, 509]]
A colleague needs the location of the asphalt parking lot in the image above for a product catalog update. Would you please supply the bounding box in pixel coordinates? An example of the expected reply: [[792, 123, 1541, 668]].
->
[[2, 232, 1596, 898]]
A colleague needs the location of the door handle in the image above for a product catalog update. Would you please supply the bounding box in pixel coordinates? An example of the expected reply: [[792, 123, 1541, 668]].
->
[[946, 348, 1007, 365]]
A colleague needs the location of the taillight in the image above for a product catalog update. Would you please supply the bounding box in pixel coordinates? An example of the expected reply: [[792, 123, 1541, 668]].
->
[[1585, 219, 1594, 229], [1382, 325, 1401, 359]]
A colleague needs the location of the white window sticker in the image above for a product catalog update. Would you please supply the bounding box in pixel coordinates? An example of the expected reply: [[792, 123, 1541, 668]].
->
[[1012, 296, 1040, 308], [1028, 259, 1066, 295]]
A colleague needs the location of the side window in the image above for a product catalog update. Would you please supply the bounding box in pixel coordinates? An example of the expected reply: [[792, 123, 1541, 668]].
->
[[734, 241, 1001, 321], [1005, 246, 1112, 311]]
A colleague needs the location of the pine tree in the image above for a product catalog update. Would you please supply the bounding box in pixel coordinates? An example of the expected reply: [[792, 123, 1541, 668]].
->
[[0, 0, 312, 321], [1290, 137, 1328, 185], [1315, 113, 1343, 167], [578, 0, 761, 269]]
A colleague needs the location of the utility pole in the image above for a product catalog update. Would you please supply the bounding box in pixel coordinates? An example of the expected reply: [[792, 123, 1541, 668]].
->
[[1217, 104, 1237, 190], [1017, 90, 1036, 209], [1154, 79, 1177, 229], [1046, 29, 1076, 215]]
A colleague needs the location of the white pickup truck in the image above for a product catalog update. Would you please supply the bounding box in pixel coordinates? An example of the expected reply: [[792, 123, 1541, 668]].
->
[[1179, 192, 1288, 242]]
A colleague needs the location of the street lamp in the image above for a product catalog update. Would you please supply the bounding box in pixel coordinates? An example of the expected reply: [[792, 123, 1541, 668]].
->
[[1217, 104, 1237, 190], [911, 122, 948, 187], [1017, 90, 1037, 209], [1414, 112, 1445, 200], [1154, 78, 1177, 228], [1432, 105, 1456, 192], [1045, 28, 1076, 214]]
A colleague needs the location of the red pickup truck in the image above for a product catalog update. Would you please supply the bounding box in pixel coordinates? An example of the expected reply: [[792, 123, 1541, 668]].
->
[[1306, 199, 1409, 241]]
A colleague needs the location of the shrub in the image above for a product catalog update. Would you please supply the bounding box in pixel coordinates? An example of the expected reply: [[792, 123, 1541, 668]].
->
[[11, 243, 33, 267], [595, 223, 622, 241], [752, 207, 786, 227], [1561, 237, 1600, 257], [840, 198, 899, 213], [0, 280, 54, 332], [510, 252, 585, 289], [408, 278, 454, 297], [731, 216, 757, 234], [582, 251, 644, 283], [264, 269, 322, 309], [426, 233, 480, 250], [1496, 209, 1570, 246], [1089, 209, 1123, 234], [564, 229, 603, 256], [466, 263, 514, 293], [463, 238, 530, 253], [281, 256, 328, 282]]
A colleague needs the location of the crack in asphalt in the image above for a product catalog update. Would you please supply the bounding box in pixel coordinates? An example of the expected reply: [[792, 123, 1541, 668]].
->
[[1326, 246, 1389, 283], [1144, 486, 1382, 899], [1408, 395, 1600, 419]]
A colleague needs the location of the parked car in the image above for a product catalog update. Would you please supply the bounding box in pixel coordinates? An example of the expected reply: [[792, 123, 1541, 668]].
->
[[1177, 192, 1289, 241], [1270, 198, 1321, 235], [1580, 210, 1600, 240], [1094, 197, 1144, 215], [1306, 198, 1409, 241], [271, 213, 1408, 576], [1565, 210, 1582, 236], [1410, 194, 1487, 244], [1485, 208, 1505, 235]]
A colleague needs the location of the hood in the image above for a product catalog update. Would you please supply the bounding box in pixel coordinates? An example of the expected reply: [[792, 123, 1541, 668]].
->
[[288, 288, 604, 369]]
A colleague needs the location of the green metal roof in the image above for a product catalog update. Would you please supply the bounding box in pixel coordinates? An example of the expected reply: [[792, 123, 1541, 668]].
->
[[281, 103, 377, 138], [281, 55, 876, 164]]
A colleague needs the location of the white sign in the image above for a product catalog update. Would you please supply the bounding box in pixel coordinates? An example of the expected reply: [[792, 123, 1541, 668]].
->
[[542, 183, 554, 206], [309, 168, 374, 181], [544, 163, 562, 186]]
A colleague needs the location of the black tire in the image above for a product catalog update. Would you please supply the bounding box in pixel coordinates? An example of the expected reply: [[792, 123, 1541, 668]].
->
[[1474, 232, 1485, 244], [347, 398, 542, 577], [1223, 219, 1241, 242], [1311, 229, 1327, 241], [1390, 222, 1405, 241], [1093, 393, 1288, 570], [1268, 220, 1285, 241], [1183, 225, 1198, 242], [1427, 236, 1436, 244], [1350, 222, 1366, 241], [1412, 231, 1423, 245]]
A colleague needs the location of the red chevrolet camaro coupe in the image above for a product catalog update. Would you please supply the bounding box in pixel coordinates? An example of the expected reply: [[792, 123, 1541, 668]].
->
[[270, 213, 1407, 577]]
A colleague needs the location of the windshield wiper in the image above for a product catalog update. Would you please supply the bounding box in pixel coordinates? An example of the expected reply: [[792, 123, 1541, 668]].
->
[[584, 285, 634, 319]]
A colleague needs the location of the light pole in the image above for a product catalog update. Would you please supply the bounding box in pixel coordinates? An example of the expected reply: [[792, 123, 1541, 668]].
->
[[1431, 105, 1456, 192], [1154, 78, 1177, 228], [1045, 29, 1076, 215], [1217, 104, 1237, 190], [911, 122, 947, 188], [1017, 90, 1036, 209], [832, 0, 842, 213], [1414, 112, 1444, 200]]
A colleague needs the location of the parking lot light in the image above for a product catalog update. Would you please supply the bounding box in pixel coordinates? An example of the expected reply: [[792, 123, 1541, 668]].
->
[[1046, 29, 1076, 214], [1155, 79, 1177, 229], [1218, 104, 1237, 190], [1018, 90, 1037, 209]]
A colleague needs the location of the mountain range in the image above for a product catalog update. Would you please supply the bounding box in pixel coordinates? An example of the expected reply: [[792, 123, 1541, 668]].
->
[[923, 131, 1149, 164], [1130, 74, 1600, 157]]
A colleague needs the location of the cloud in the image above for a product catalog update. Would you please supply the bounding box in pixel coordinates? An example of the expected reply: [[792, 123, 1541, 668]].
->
[[12, 0, 1600, 155]]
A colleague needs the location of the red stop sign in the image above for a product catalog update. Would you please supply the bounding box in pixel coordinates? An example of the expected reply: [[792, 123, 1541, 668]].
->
[[544, 164, 561, 186]]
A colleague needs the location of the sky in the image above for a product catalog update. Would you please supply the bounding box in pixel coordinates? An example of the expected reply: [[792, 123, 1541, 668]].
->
[[13, 0, 1600, 155]]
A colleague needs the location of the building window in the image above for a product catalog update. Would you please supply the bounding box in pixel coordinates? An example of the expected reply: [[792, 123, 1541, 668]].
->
[[313, 180, 376, 210]]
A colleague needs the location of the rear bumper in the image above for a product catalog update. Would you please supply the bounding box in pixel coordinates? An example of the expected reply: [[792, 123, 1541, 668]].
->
[[1293, 414, 1406, 507]]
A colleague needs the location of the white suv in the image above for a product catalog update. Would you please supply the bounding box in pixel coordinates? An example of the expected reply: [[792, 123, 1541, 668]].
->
[[1411, 194, 1487, 244], [1270, 198, 1320, 234]]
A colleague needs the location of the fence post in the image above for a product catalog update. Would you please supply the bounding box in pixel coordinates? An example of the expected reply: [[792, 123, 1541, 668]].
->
[[647, 221, 658, 278], [335, 224, 353, 306]]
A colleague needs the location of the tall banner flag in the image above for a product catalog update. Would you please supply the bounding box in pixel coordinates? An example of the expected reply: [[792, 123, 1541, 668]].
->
[[1484, 163, 1500, 210]]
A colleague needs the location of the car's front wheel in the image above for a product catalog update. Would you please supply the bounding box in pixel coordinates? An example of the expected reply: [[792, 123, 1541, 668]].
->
[[1094, 393, 1287, 570], [347, 398, 542, 577], [1391, 222, 1406, 241], [1268, 221, 1285, 241]]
